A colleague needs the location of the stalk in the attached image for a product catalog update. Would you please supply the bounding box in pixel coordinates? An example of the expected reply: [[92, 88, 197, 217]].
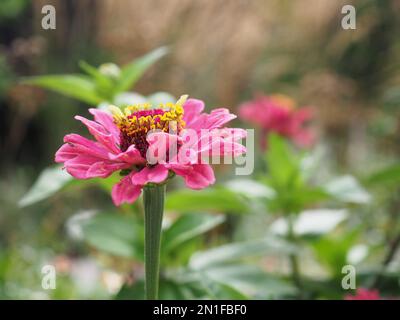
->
[[287, 214, 303, 298], [143, 184, 165, 300]]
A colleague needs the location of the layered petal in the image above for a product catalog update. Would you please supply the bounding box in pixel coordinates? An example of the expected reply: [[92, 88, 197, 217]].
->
[[75, 115, 120, 154], [131, 165, 169, 186], [89, 108, 120, 140], [108, 144, 146, 165], [56, 96, 246, 206], [169, 163, 215, 189], [111, 174, 142, 206], [57, 134, 110, 161], [60, 153, 128, 179], [183, 99, 205, 127], [197, 129, 247, 157], [146, 131, 181, 164], [186, 108, 236, 131], [55, 133, 131, 180]]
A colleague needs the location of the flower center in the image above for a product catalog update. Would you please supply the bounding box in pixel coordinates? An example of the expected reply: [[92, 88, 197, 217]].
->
[[110, 95, 187, 158], [270, 94, 296, 111]]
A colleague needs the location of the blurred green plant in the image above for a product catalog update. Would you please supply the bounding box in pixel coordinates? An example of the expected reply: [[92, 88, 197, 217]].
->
[[0, 0, 29, 20], [165, 134, 372, 298], [18, 130, 400, 299], [69, 210, 297, 299], [0, 54, 14, 97], [21, 46, 168, 105]]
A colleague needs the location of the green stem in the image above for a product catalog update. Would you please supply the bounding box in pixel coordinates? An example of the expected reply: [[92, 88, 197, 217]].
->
[[143, 184, 165, 300], [287, 214, 303, 298]]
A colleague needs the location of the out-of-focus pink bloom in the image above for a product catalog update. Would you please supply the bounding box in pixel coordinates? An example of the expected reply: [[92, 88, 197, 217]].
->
[[345, 288, 381, 300], [55, 96, 246, 206], [239, 94, 314, 148]]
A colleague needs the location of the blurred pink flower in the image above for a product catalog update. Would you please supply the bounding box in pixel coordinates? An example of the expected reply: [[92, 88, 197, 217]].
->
[[55, 96, 246, 206], [239, 94, 314, 148], [345, 288, 381, 300]]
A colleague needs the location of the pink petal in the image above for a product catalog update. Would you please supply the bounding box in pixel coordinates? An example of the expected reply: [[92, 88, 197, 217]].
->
[[108, 144, 146, 165], [86, 162, 129, 178], [146, 131, 181, 164], [63, 155, 128, 179], [111, 174, 143, 206], [183, 99, 205, 127], [63, 134, 110, 159], [188, 108, 236, 131], [170, 164, 215, 189], [197, 131, 246, 157], [55, 143, 79, 163], [75, 115, 120, 154], [131, 165, 169, 186], [219, 128, 247, 141], [89, 108, 120, 140], [55, 133, 131, 180]]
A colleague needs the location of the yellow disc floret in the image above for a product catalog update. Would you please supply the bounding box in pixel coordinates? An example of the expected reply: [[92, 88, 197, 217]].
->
[[109, 95, 187, 156]]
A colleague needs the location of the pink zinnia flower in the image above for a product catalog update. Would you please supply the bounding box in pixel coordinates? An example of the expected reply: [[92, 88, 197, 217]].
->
[[55, 95, 246, 206], [345, 288, 381, 300], [239, 94, 314, 148]]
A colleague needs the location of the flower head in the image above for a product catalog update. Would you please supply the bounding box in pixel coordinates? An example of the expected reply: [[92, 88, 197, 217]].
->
[[55, 96, 246, 205], [109, 95, 186, 157], [239, 94, 314, 148], [345, 288, 381, 300]]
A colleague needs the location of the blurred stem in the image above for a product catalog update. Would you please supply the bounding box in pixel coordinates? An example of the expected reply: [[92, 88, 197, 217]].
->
[[373, 195, 400, 288], [143, 184, 165, 300], [287, 214, 303, 298], [372, 232, 400, 288]]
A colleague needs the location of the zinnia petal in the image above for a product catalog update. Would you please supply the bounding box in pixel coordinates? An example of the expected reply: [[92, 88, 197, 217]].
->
[[89, 108, 120, 140], [170, 164, 215, 189], [183, 99, 205, 127], [61, 134, 110, 159], [75, 115, 120, 154], [108, 144, 146, 165], [131, 165, 169, 186], [187, 108, 236, 131], [112, 174, 142, 206], [63, 155, 128, 179]]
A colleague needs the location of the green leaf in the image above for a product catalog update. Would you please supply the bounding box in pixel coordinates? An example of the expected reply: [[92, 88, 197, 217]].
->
[[165, 187, 249, 214], [0, 0, 28, 19], [115, 280, 146, 300], [364, 163, 400, 187], [116, 278, 205, 300], [80, 213, 144, 259], [311, 229, 360, 277], [265, 133, 301, 190], [289, 187, 329, 206], [204, 281, 249, 300], [115, 46, 168, 93], [18, 166, 73, 207], [199, 265, 296, 299], [79, 61, 108, 83], [162, 213, 225, 253], [324, 175, 370, 204], [22, 74, 102, 104], [189, 236, 297, 270], [266, 185, 329, 214], [79, 60, 114, 98]]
